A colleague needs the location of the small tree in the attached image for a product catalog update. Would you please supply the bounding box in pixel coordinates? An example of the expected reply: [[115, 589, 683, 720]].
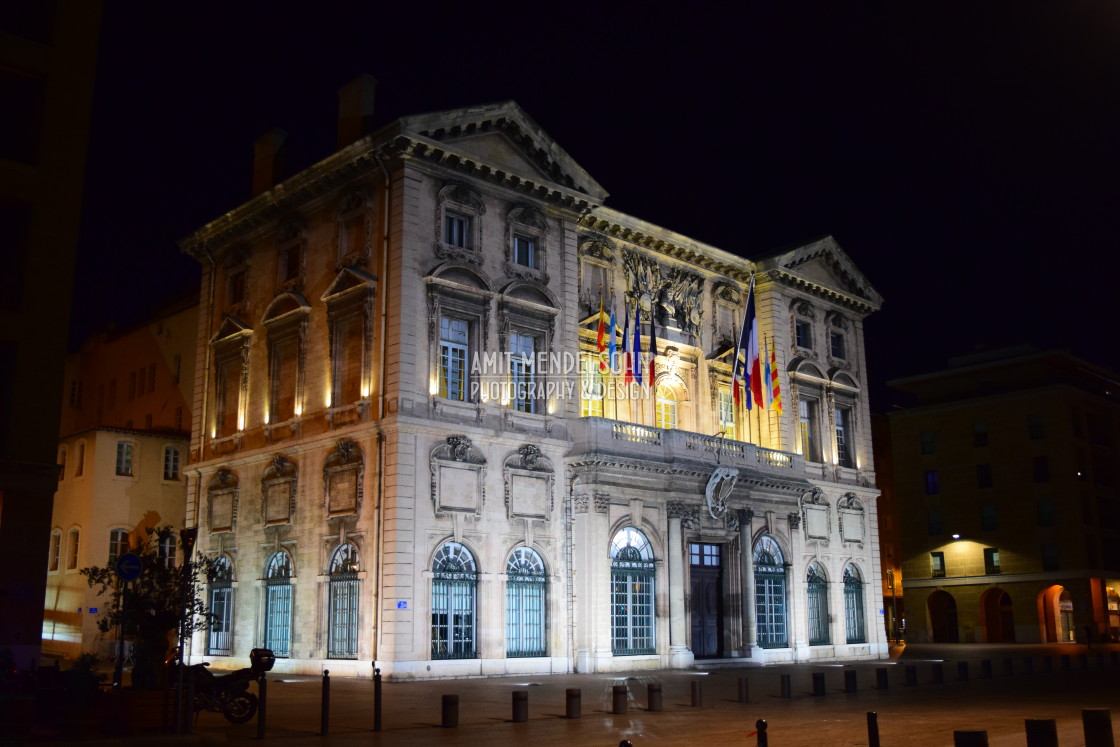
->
[[82, 526, 215, 690]]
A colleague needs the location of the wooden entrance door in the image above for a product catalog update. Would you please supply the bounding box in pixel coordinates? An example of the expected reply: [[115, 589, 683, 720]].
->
[[689, 543, 723, 658]]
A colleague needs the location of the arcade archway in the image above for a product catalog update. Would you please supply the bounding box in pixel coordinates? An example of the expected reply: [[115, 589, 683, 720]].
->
[[928, 590, 959, 643], [980, 588, 1015, 643], [1039, 585, 1075, 642]]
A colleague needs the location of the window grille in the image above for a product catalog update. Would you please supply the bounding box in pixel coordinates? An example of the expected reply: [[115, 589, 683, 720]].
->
[[264, 552, 292, 657], [806, 564, 830, 646], [328, 544, 360, 659], [610, 527, 655, 655], [843, 565, 866, 643], [754, 536, 787, 648], [431, 542, 477, 659], [505, 547, 547, 657], [208, 556, 234, 655]]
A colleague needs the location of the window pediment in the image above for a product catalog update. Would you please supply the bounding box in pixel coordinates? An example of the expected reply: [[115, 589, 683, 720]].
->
[[212, 316, 251, 344], [264, 293, 310, 325], [500, 280, 557, 310], [322, 267, 377, 302]]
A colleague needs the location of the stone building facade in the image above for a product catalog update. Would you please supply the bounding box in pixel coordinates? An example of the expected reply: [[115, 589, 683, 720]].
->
[[180, 84, 886, 678]]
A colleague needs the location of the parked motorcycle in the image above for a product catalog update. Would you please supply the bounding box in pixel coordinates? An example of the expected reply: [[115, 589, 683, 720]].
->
[[170, 647, 275, 724]]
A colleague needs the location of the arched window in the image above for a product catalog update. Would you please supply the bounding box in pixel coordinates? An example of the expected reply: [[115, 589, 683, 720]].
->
[[610, 527, 655, 655], [844, 564, 867, 643], [806, 563, 830, 645], [264, 552, 293, 657], [431, 542, 477, 659], [208, 556, 234, 655], [655, 385, 677, 430], [506, 547, 547, 657], [754, 536, 787, 648], [328, 543, 360, 659]]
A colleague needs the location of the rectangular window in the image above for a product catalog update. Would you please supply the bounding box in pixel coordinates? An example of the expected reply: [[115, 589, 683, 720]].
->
[[579, 353, 604, 417], [279, 243, 301, 282], [158, 535, 177, 569], [444, 212, 470, 248], [976, 464, 992, 489], [115, 442, 134, 477], [67, 529, 80, 570], [439, 316, 468, 401], [270, 334, 299, 419], [984, 547, 1001, 575], [1037, 498, 1055, 526], [48, 532, 60, 572], [795, 320, 812, 349], [920, 430, 935, 455], [1033, 456, 1050, 483], [69, 380, 82, 408], [1028, 413, 1046, 440], [829, 331, 846, 359], [513, 234, 536, 268], [1041, 544, 1059, 572], [163, 447, 181, 480], [980, 504, 997, 531], [509, 332, 536, 413], [227, 269, 246, 306], [718, 388, 735, 439], [108, 529, 129, 565], [835, 406, 853, 468], [799, 398, 819, 461], [931, 551, 945, 578], [924, 470, 939, 495], [926, 509, 942, 536], [973, 421, 988, 447], [215, 354, 241, 435], [331, 312, 364, 407]]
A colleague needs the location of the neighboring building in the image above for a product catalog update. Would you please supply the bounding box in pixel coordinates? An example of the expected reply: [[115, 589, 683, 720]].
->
[[42, 299, 197, 660], [180, 79, 886, 678], [871, 413, 903, 644], [888, 347, 1120, 644], [0, 2, 102, 669]]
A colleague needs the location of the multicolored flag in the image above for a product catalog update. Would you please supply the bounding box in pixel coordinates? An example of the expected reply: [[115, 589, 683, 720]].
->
[[769, 335, 783, 413], [763, 335, 773, 408], [732, 276, 762, 410], [596, 294, 607, 372], [632, 302, 643, 386], [648, 311, 659, 386], [623, 307, 633, 385], [607, 295, 617, 373]]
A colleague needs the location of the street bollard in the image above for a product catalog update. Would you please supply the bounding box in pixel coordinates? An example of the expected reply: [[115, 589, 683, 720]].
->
[[980, 659, 992, 679], [904, 665, 917, 686], [1061, 654, 1071, 671], [932, 662, 944, 684], [1024, 657, 1034, 674], [512, 690, 528, 723], [319, 670, 330, 736], [691, 680, 702, 707], [779, 673, 791, 698], [619, 742, 634, 747], [1083, 708, 1115, 747], [812, 672, 826, 696], [954, 730, 989, 746], [647, 682, 662, 711], [373, 666, 382, 733], [876, 667, 889, 690], [1025, 718, 1059, 747], [565, 688, 581, 719], [441, 694, 458, 728], [958, 661, 970, 681], [756, 718, 768, 747], [867, 711, 881, 747], [844, 669, 858, 693], [738, 677, 750, 703], [256, 673, 267, 740], [1002, 659, 1013, 677], [612, 684, 628, 715]]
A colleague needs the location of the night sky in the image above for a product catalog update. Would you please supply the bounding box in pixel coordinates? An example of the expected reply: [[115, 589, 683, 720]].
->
[[73, 1, 1120, 410]]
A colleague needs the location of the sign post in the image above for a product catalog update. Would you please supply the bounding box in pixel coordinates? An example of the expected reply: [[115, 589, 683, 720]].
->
[[112, 552, 142, 687]]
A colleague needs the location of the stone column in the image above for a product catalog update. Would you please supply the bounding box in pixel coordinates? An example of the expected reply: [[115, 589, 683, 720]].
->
[[787, 511, 807, 658], [738, 509, 756, 654], [666, 502, 694, 668], [572, 490, 613, 672]]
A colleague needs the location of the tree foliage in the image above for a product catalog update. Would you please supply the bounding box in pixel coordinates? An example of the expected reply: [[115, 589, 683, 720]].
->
[[81, 526, 216, 690]]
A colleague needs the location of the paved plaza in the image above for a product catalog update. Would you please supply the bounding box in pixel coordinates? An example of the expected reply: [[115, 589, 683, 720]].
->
[[120, 643, 1116, 747]]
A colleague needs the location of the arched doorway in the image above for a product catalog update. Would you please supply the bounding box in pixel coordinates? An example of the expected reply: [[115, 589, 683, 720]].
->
[[928, 590, 959, 643], [1039, 585, 1075, 642], [980, 588, 1015, 643]]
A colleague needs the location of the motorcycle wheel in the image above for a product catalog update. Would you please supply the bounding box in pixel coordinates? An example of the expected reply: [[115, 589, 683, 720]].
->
[[223, 692, 258, 724]]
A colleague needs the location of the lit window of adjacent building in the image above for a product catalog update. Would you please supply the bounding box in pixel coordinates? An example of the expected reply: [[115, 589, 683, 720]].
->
[[67, 528, 80, 570], [439, 316, 469, 401], [976, 464, 992, 489], [163, 446, 181, 480], [980, 504, 997, 531], [920, 430, 936, 455], [655, 384, 677, 430], [108, 528, 129, 565], [158, 534, 177, 569], [718, 387, 735, 440], [984, 547, 1001, 575], [1033, 456, 1050, 483], [924, 470, 939, 495], [48, 530, 61, 572], [973, 421, 988, 447], [834, 406, 853, 468], [1028, 413, 1046, 440], [444, 212, 470, 248], [930, 551, 946, 578], [509, 332, 536, 413], [579, 353, 604, 417], [115, 441, 134, 477]]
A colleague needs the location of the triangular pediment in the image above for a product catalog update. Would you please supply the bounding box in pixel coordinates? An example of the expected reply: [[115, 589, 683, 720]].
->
[[211, 316, 251, 343], [400, 102, 608, 201], [759, 236, 883, 311], [322, 267, 377, 301]]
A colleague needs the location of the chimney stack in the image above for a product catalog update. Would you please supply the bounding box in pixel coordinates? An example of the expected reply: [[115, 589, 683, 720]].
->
[[337, 74, 378, 148], [252, 128, 287, 197]]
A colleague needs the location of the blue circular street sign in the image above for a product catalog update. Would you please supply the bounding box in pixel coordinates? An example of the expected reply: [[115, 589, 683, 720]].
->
[[115, 552, 143, 581]]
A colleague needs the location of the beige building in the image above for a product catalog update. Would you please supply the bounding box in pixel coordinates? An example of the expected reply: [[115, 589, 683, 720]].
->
[[180, 81, 886, 678], [42, 299, 197, 660], [888, 347, 1120, 644]]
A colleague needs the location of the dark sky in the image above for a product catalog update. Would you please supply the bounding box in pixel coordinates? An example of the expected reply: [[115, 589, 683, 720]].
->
[[74, 1, 1120, 411]]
